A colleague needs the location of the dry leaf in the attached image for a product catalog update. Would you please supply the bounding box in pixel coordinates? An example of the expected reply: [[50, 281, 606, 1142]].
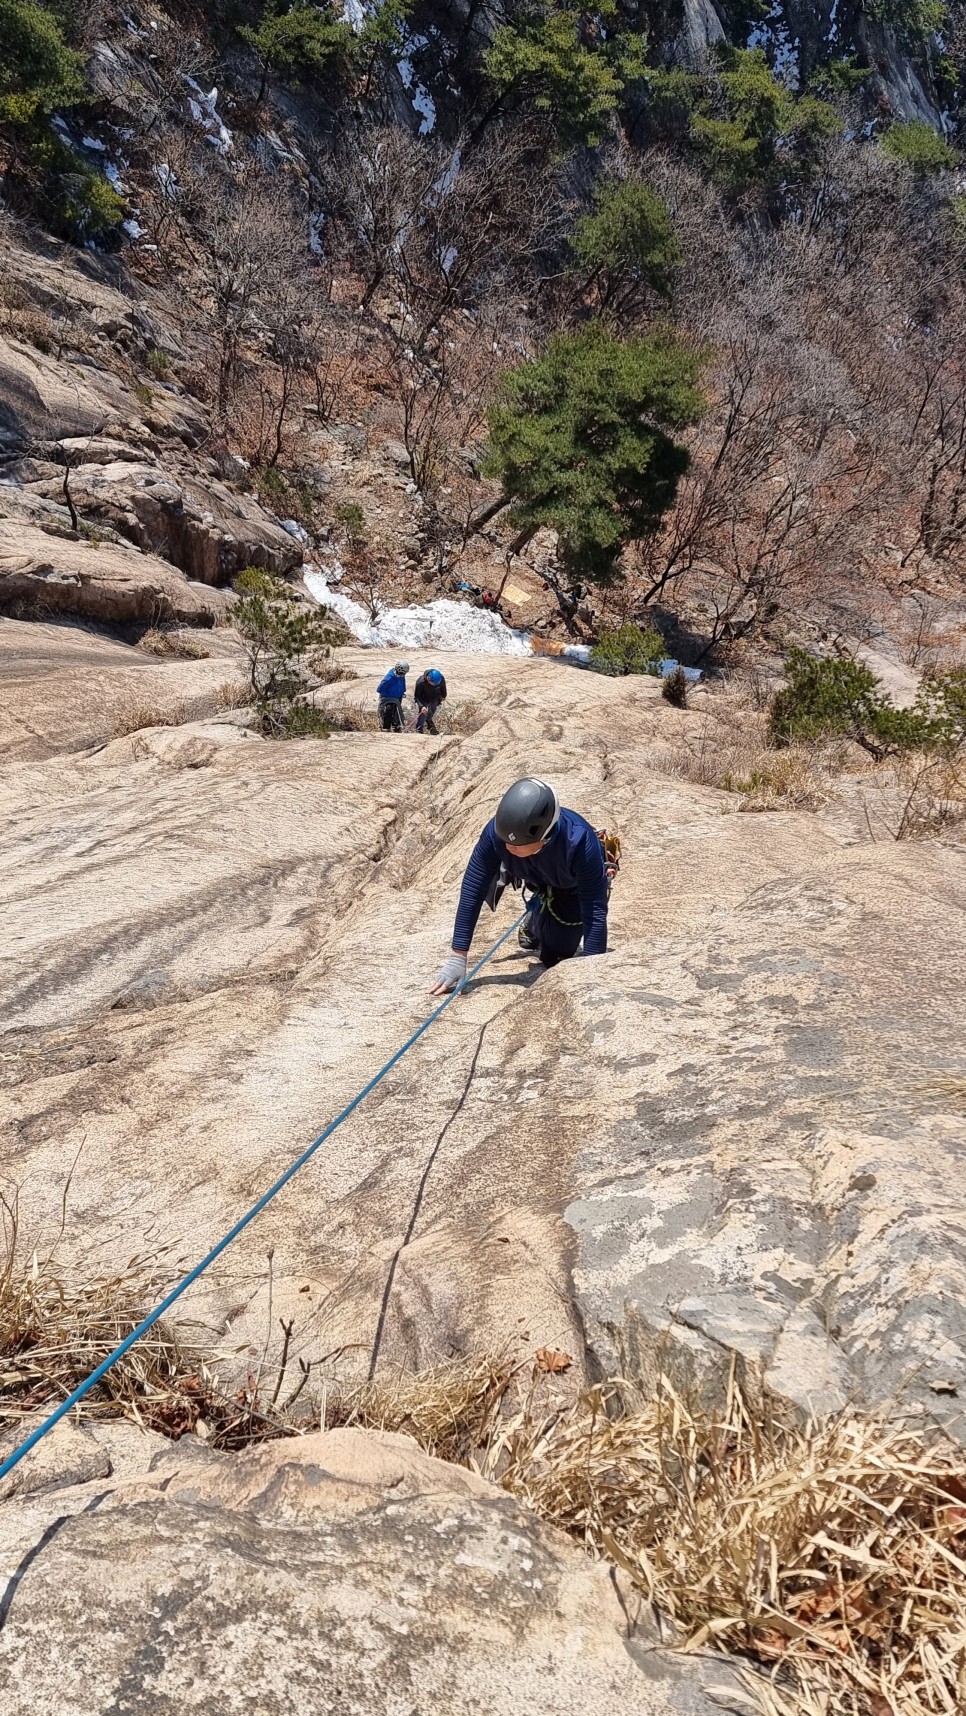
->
[[535, 1347, 572, 1374]]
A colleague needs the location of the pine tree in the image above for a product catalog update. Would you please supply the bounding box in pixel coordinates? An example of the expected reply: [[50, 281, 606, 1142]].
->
[[485, 325, 705, 584], [572, 178, 680, 314], [240, 1, 355, 103], [483, 2, 646, 149], [0, 0, 85, 126]]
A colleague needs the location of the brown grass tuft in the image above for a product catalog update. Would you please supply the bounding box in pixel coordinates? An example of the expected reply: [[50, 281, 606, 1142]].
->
[[214, 679, 253, 712], [111, 699, 189, 736], [0, 1195, 291, 1455], [341, 1352, 966, 1716], [483, 1371, 966, 1716], [138, 629, 210, 660], [329, 1353, 516, 1465]]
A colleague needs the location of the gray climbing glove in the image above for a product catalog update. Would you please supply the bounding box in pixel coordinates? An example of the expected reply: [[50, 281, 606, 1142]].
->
[[430, 952, 467, 995]]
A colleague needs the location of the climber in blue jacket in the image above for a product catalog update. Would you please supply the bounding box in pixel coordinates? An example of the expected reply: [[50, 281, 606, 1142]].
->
[[429, 777, 608, 994], [376, 661, 409, 732]]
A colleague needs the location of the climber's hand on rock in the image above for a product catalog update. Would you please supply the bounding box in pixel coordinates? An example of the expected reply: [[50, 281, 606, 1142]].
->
[[429, 952, 467, 996]]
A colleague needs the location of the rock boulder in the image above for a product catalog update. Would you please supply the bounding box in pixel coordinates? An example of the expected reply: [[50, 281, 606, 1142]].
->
[[0, 1427, 741, 1716]]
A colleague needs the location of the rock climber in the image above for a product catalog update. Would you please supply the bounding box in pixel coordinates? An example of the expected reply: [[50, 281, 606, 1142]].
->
[[376, 661, 409, 732], [428, 777, 608, 995], [412, 667, 447, 734]]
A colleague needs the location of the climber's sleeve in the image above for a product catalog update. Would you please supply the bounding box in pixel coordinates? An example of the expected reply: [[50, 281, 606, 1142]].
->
[[452, 822, 502, 951], [576, 828, 608, 955]]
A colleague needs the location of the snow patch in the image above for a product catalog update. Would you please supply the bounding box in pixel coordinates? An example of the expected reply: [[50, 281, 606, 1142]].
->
[[281, 519, 312, 545], [103, 161, 124, 193], [304, 568, 531, 655], [155, 162, 180, 198], [396, 32, 436, 134], [747, 5, 800, 91], [434, 148, 461, 197], [341, 0, 367, 30], [185, 78, 233, 154], [411, 84, 437, 135], [123, 218, 146, 239], [309, 211, 326, 256]]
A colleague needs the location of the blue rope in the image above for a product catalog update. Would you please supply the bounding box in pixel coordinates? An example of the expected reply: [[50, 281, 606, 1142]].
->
[[0, 914, 526, 1485]]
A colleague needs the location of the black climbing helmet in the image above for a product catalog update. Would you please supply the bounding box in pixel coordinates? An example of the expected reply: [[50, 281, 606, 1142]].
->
[[494, 778, 560, 845]]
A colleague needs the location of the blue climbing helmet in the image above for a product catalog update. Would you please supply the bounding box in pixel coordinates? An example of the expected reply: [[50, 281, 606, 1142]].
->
[[427, 668, 443, 686]]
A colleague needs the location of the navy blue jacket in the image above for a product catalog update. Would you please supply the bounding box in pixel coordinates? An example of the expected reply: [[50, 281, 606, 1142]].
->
[[453, 807, 608, 955], [377, 670, 406, 701], [415, 672, 447, 706]]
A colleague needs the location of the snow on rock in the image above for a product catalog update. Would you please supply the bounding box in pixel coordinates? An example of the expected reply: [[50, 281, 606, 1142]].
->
[[396, 34, 437, 135], [281, 519, 312, 546], [411, 85, 437, 135], [341, 0, 367, 30], [154, 162, 180, 198], [304, 567, 531, 655], [185, 78, 233, 153], [747, 4, 800, 90]]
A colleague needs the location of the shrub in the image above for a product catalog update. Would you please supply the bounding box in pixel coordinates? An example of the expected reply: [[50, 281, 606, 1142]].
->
[[58, 164, 125, 238], [485, 324, 705, 586], [880, 120, 958, 174], [483, 2, 646, 150], [232, 566, 340, 738], [661, 663, 689, 707], [133, 382, 153, 407], [572, 178, 680, 310], [866, 0, 946, 43], [769, 649, 941, 758], [0, 0, 84, 126], [257, 465, 287, 504], [945, 192, 966, 244], [648, 47, 838, 198], [335, 500, 366, 539], [590, 621, 665, 675], [147, 348, 170, 379], [240, 0, 356, 101]]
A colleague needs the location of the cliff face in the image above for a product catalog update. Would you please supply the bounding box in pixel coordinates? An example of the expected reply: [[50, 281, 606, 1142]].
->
[[677, 0, 946, 125], [2, 637, 965, 1438]]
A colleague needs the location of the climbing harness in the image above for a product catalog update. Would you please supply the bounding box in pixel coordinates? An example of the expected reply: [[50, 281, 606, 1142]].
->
[[0, 910, 527, 1487], [487, 829, 620, 918]]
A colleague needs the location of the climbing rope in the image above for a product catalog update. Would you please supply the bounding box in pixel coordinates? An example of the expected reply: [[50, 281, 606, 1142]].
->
[[0, 911, 527, 1486]]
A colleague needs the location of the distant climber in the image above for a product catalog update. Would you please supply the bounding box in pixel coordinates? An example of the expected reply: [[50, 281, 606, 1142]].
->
[[376, 661, 409, 732], [412, 667, 447, 735], [429, 777, 608, 995]]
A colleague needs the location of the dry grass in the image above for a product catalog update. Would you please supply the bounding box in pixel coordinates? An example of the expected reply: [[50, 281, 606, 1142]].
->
[[328, 1353, 515, 1465], [5, 1192, 965, 1716], [890, 752, 966, 842], [111, 698, 190, 737], [721, 750, 835, 813], [345, 1355, 966, 1716], [653, 697, 852, 812], [0, 1196, 291, 1452], [138, 628, 210, 660], [214, 678, 253, 712]]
